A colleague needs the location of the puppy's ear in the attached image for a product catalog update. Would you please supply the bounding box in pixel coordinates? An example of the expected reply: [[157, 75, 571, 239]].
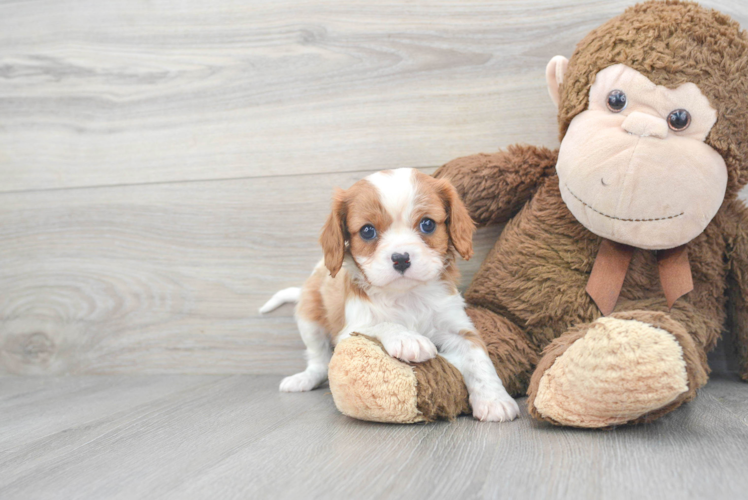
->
[[439, 180, 475, 260], [319, 188, 348, 277]]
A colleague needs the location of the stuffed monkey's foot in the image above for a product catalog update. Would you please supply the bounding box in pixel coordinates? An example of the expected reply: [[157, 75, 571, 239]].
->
[[527, 312, 708, 428], [328, 334, 471, 423]]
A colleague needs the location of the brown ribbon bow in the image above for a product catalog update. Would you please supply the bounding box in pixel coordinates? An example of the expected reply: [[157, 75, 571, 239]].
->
[[586, 239, 693, 316]]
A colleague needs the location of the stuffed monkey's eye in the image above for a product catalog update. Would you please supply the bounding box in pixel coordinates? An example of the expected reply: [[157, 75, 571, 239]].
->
[[419, 218, 436, 234], [667, 109, 691, 131], [606, 90, 627, 112], [359, 224, 377, 241]]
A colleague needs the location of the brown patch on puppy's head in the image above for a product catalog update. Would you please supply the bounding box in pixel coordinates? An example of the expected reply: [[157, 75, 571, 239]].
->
[[320, 188, 347, 278], [319, 179, 391, 278], [439, 178, 475, 260], [412, 171, 475, 261], [345, 180, 393, 266]]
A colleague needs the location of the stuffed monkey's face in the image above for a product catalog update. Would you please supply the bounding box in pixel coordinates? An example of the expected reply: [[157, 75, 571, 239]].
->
[[553, 63, 727, 250]]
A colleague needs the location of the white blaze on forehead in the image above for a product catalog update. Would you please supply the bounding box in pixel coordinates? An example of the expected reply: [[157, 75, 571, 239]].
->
[[366, 168, 418, 225]]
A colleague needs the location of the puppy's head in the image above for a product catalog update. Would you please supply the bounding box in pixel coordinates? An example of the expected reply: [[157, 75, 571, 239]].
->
[[320, 168, 474, 289]]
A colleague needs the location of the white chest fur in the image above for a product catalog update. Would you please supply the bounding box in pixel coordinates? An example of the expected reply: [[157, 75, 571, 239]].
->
[[343, 280, 474, 346]]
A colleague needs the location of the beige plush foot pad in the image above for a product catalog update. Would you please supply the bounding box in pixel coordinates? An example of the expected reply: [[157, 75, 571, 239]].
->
[[328, 334, 424, 423], [328, 334, 471, 423], [532, 317, 689, 428]]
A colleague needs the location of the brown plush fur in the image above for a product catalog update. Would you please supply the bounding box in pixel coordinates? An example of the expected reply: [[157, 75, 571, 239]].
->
[[327, 1, 748, 427], [413, 353, 472, 422], [723, 199, 748, 381], [459, 173, 732, 361], [441, 144, 559, 227], [466, 307, 538, 396], [558, 0, 748, 198]]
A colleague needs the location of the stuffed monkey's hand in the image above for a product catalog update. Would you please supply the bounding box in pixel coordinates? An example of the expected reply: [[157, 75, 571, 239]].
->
[[434, 144, 558, 227]]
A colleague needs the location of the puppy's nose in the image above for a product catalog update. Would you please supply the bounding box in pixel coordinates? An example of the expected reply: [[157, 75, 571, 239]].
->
[[391, 252, 411, 273]]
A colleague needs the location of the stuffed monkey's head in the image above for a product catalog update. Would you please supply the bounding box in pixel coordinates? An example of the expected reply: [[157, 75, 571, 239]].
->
[[548, 1, 748, 250]]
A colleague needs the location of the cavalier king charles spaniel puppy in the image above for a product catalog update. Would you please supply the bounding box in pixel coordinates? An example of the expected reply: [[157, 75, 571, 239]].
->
[[261, 168, 519, 422]]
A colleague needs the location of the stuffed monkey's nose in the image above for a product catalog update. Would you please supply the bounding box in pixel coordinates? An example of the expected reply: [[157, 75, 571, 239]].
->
[[391, 252, 411, 273], [621, 111, 669, 139]]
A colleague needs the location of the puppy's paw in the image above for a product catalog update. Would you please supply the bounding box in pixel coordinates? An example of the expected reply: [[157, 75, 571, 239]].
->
[[381, 331, 438, 363], [470, 392, 520, 422], [279, 372, 321, 392]]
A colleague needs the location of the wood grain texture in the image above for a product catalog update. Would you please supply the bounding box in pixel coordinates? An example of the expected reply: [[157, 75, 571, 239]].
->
[[0, 374, 746, 500], [0, 168, 501, 375], [0, 0, 747, 374], [0, 0, 744, 192]]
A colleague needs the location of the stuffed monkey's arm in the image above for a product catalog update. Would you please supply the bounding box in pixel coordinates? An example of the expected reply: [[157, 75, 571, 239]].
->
[[433, 144, 558, 227], [725, 199, 748, 381]]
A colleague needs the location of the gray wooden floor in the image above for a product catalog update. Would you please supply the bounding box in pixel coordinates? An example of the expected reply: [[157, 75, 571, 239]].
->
[[1, 373, 746, 500]]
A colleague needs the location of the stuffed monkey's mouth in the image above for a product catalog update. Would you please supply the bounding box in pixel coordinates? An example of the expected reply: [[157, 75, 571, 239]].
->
[[565, 185, 684, 222]]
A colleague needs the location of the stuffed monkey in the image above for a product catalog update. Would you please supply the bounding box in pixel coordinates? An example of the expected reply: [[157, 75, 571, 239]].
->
[[326, 0, 748, 427]]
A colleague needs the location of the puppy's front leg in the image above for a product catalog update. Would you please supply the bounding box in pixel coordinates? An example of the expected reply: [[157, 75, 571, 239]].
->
[[338, 322, 437, 363], [440, 333, 520, 422]]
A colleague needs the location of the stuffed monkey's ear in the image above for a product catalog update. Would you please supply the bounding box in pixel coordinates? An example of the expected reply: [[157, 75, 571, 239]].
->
[[440, 180, 475, 260], [319, 188, 348, 277], [546, 55, 569, 109]]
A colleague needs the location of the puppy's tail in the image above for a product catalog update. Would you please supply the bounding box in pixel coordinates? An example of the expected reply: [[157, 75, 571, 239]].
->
[[259, 287, 301, 314]]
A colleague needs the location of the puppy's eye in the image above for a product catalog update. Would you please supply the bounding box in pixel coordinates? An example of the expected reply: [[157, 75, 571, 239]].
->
[[359, 224, 377, 241], [667, 109, 691, 131], [419, 218, 436, 234], [606, 90, 627, 112]]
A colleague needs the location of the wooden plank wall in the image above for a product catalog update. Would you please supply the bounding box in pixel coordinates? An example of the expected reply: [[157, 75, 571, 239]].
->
[[1, 0, 746, 375]]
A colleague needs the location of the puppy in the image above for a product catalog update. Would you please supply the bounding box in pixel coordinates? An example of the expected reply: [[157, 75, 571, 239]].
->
[[260, 168, 519, 422]]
